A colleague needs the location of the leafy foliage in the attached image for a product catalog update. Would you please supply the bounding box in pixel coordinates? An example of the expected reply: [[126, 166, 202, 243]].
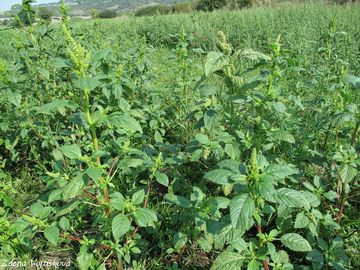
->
[[0, 1, 359, 269]]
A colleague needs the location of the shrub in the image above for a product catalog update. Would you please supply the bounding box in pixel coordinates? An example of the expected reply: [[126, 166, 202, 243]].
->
[[38, 7, 53, 23], [135, 5, 173, 17], [98, 9, 117, 19], [196, 0, 227, 11], [172, 3, 194, 13]]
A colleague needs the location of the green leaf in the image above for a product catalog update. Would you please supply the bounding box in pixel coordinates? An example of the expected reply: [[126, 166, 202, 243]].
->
[[131, 190, 145, 205], [112, 214, 130, 241], [155, 172, 169, 187], [8, 92, 22, 107], [205, 51, 228, 76], [343, 75, 360, 89], [195, 133, 209, 144], [110, 114, 142, 133], [164, 194, 192, 208], [277, 188, 310, 210], [247, 259, 260, 270], [294, 212, 310, 229], [77, 245, 94, 270], [48, 189, 63, 203], [86, 166, 102, 183], [134, 208, 157, 227], [204, 109, 218, 130], [339, 164, 357, 183], [229, 194, 255, 232], [271, 129, 295, 144], [110, 192, 125, 211], [63, 176, 85, 201], [241, 49, 271, 61], [280, 233, 312, 252], [261, 164, 298, 182], [211, 251, 245, 270], [44, 226, 59, 245], [59, 217, 70, 231], [74, 76, 101, 91], [204, 169, 232, 185], [61, 145, 82, 159], [55, 200, 81, 217]]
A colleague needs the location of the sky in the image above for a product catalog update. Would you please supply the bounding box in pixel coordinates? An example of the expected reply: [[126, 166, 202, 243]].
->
[[0, 0, 53, 11]]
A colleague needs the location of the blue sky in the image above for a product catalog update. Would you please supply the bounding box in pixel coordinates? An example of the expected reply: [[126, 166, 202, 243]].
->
[[0, 0, 53, 11]]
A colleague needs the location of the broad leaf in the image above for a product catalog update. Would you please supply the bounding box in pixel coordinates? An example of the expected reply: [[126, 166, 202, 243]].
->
[[205, 51, 228, 76], [229, 194, 255, 232], [211, 251, 245, 270], [280, 233, 312, 252], [112, 214, 130, 241], [44, 226, 59, 245], [61, 145, 82, 159]]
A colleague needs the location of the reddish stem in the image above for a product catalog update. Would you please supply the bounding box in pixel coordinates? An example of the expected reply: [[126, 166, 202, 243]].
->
[[257, 224, 270, 270]]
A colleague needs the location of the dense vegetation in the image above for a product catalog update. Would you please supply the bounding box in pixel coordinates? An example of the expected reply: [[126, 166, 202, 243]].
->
[[0, 1, 359, 270]]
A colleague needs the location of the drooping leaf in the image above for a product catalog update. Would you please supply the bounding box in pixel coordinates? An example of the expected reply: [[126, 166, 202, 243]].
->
[[74, 76, 101, 91], [205, 51, 228, 76]]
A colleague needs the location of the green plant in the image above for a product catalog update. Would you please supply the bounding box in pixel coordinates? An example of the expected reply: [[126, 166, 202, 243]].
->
[[98, 10, 117, 19]]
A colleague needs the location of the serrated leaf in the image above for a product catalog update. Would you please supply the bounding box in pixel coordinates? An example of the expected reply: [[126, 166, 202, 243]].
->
[[112, 214, 130, 241], [229, 194, 255, 232], [280, 233, 312, 252], [44, 226, 59, 245], [211, 251, 245, 270]]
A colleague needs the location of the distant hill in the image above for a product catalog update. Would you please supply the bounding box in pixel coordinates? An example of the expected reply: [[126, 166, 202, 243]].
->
[[34, 0, 192, 15]]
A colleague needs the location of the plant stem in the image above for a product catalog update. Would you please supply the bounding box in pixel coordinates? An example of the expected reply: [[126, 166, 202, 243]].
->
[[84, 90, 110, 216], [256, 224, 270, 270], [351, 120, 360, 146]]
